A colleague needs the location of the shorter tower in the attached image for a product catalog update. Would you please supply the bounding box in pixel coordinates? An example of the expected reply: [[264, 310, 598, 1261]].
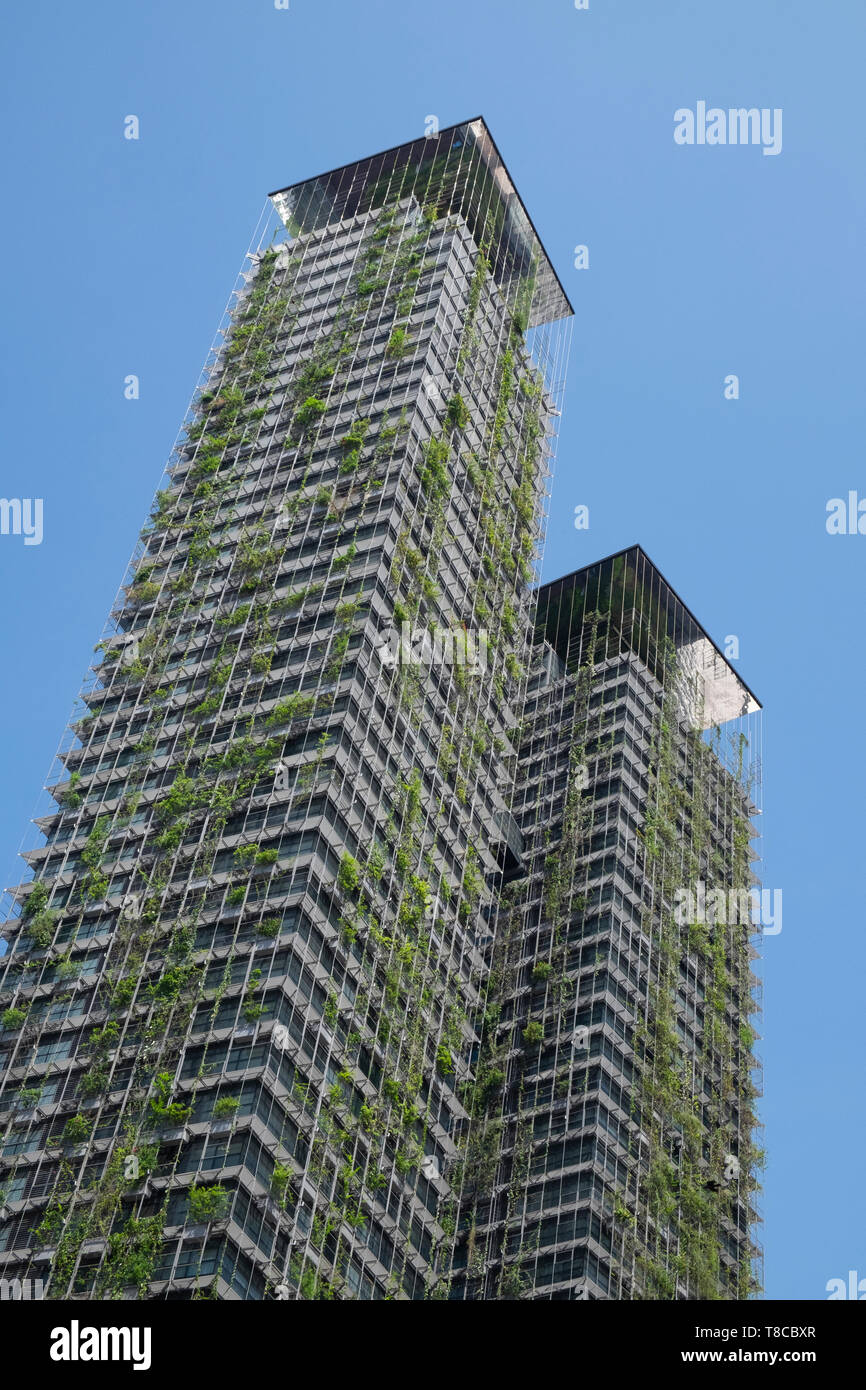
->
[[449, 546, 763, 1300]]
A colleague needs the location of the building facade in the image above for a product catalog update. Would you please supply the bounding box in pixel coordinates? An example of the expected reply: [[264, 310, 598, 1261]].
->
[[447, 547, 763, 1300], [0, 125, 761, 1301]]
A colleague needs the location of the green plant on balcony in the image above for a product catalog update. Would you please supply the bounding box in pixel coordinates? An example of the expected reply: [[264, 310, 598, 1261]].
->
[[325, 630, 350, 680], [212, 1097, 240, 1119], [111, 975, 137, 1009], [22, 880, 50, 921], [522, 1021, 544, 1045], [420, 436, 450, 498], [60, 771, 82, 808], [62, 1114, 92, 1146], [266, 691, 315, 725], [271, 1163, 291, 1203], [333, 540, 357, 570], [78, 1065, 109, 1099], [385, 327, 410, 358], [446, 393, 470, 430], [187, 1184, 229, 1225], [52, 953, 78, 982], [149, 1071, 191, 1127], [26, 909, 57, 950], [337, 853, 361, 894], [293, 396, 327, 432], [1, 1007, 27, 1030], [243, 968, 264, 1022]]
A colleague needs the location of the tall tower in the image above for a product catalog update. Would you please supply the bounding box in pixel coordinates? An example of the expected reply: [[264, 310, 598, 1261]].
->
[[0, 121, 573, 1300], [447, 547, 763, 1300]]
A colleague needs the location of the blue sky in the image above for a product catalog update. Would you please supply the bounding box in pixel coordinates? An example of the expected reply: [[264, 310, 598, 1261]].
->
[[1, 0, 863, 1300]]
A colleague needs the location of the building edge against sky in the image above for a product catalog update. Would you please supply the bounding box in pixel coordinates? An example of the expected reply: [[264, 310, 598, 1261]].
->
[[0, 121, 762, 1300]]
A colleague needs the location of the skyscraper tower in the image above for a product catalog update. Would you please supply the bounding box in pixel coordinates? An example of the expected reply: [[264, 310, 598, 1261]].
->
[[447, 548, 763, 1300], [0, 126, 762, 1304], [0, 121, 575, 1300]]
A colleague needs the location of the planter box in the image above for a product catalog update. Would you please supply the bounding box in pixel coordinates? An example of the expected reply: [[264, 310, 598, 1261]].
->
[[80, 1237, 108, 1256]]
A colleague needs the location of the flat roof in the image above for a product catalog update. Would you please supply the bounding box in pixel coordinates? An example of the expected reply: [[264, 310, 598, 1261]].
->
[[268, 117, 574, 329], [538, 544, 761, 724]]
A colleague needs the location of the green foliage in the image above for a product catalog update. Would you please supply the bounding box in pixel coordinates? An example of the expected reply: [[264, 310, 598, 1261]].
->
[[435, 1044, 454, 1076], [271, 1162, 291, 1202], [420, 435, 450, 498], [294, 396, 328, 431], [22, 879, 50, 921], [339, 418, 370, 472], [25, 908, 57, 950], [16, 1085, 43, 1107], [446, 393, 470, 430], [187, 1184, 229, 1224], [522, 1020, 544, 1045], [1, 1006, 27, 1030], [59, 770, 82, 807], [78, 1065, 109, 1099], [62, 1113, 92, 1145], [243, 968, 264, 1021], [105, 1215, 163, 1296], [337, 853, 361, 894], [325, 630, 350, 679], [80, 817, 110, 900], [333, 539, 357, 570], [385, 327, 410, 358], [255, 917, 282, 938], [266, 691, 315, 725], [213, 1097, 240, 1118], [90, 1020, 120, 1052], [150, 1072, 191, 1126]]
